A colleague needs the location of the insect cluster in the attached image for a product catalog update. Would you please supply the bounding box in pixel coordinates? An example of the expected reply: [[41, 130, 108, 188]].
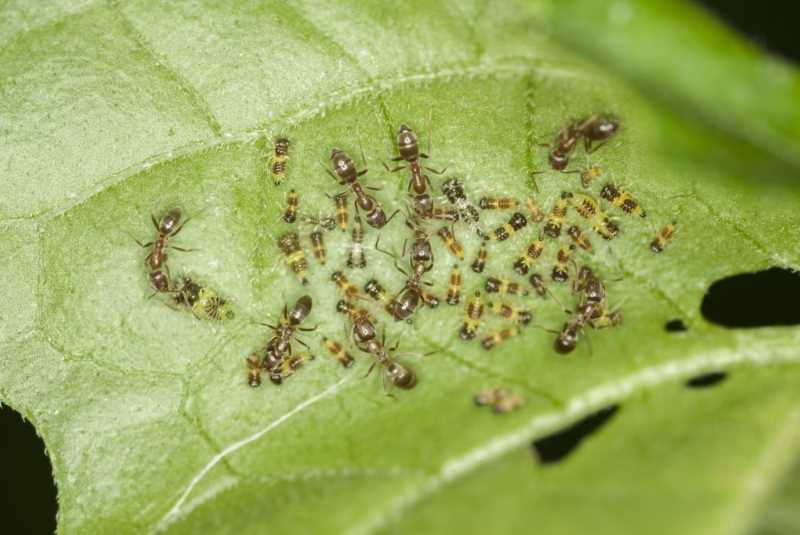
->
[[136, 115, 676, 398], [136, 208, 234, 321]]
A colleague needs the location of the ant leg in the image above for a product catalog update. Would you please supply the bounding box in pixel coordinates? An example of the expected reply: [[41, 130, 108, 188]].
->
[[383, 162, 406, 173], [584, 139, 609, 154], [364, 361, 377, 378], [135, 238, 154, 248], [169, 245, 195, 253], [321, 163, 342, 184], [374, 236, 398, 260], [425, 109, 433, 157], [150, 214, 159, 230], [384, 209, 400, 226], [382, 372, 396, 398], [296, 337, 310, 350], [298, 324, 318, 333], [423, 165, 448, 175]]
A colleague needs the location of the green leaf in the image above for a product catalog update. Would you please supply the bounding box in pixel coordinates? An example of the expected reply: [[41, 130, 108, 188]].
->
[[1, 1, 798, 534]]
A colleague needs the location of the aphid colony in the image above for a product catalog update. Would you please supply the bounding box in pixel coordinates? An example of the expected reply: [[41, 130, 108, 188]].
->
[[137, 115, 675, 397]]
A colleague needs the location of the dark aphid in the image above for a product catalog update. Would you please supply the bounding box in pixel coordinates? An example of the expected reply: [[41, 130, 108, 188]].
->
[[332, 270, 360, 301], [482, 212, 527, 242], [447, 264, 462, 305], [277, 231, 309, 285], [481, 327, 520, 350], [323, 337, 354, 368], [651, 222, 676, 253], [283, 189, 299, 223], [600, 183, 646, 218], [543, 196, 569, 238], [173, 276, 235, 321], [437, 226, 464, 260], [567, 224, 593, 252], [525, 197, 546, 223], [485, 276, 528, 296], [365, 278, 392, 307], [309, 229, 326, 265], [529, 272, 547, 298], [459, 291, 484, 340], [442, 177, 480, 224], [347, 212, 367, 269], [551, 244, 575, 282], [488, 301, 532, 325], [269, 137, 290, 186], [513, 238, 545, 276], [479, 197, 519, 210], [471, 241, 488, 273], [331, 192, 349, 232], [246, 354, 263, 387]]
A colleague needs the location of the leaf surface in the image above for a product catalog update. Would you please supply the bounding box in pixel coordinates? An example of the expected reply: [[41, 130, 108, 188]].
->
[[1, 1, 799, 534]]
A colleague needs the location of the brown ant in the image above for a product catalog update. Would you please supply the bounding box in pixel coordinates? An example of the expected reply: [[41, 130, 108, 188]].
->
[[260, 295, 315, 372], [358, 333, 419, 394], [336, 299, 379, 346], [326, 148, 397, 229], [384, 124, 446, 196], [544, 114, 619, 171], [136, 208, 191, 291], [376, 240, 437, 322]]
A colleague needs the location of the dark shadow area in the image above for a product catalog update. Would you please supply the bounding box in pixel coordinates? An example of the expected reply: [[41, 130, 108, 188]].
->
[[665, 319, 688, 332], [686, 371, 728, 388], [701, 268, 800, 328], [694, 0, 800, 62], [0, 405, 58, 535], [532, 405, 619, 465]]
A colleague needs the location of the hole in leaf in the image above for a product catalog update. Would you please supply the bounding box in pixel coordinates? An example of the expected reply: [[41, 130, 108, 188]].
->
[[701, 267, 800, 328], [686, 371, 728, 388], [532, 405, 619, 465], [664, 319, 688, 332], [0, 405, 58, 534]]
